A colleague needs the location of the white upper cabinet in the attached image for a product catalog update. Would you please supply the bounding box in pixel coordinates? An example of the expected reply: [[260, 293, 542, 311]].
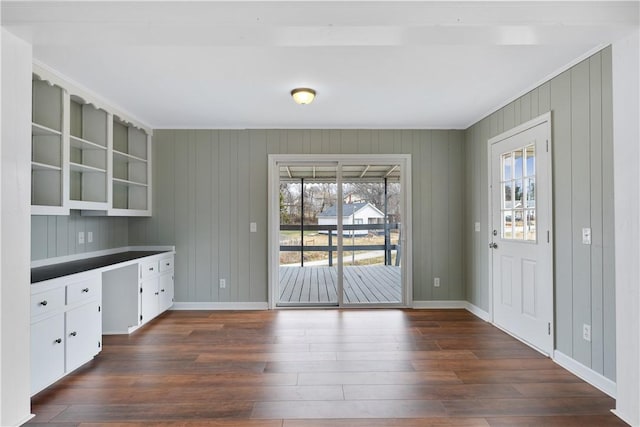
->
[[31, 64, 152, 216]]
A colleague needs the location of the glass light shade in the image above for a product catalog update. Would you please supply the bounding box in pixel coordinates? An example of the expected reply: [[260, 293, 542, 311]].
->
[[291, 88, 316, 105]]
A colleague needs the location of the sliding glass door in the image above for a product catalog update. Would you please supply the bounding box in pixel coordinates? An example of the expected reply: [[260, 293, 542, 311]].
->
[[270, 155, 410, 308]]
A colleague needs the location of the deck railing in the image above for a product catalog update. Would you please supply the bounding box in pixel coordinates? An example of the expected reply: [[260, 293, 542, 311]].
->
[[280, 223, 401, 267]]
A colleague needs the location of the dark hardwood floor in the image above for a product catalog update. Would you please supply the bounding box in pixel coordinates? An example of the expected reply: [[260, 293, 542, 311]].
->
[[27, 309, 626, 426]]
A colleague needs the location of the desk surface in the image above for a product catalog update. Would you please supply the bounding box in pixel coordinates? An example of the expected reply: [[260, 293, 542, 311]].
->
[[31, 251, 170, 284]]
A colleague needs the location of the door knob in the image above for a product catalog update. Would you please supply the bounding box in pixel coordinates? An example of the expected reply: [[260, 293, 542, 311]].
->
[[489, 242, 498, 249]]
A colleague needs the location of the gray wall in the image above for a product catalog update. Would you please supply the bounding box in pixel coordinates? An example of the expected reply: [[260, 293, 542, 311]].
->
[[31, 212, 128, 260], [128, 129, 464, 303], [463, 47, 615, 380]]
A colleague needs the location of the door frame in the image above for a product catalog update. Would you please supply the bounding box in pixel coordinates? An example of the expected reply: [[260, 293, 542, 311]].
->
[[487, 112, 554, 354], [267, 154, 412, 309]]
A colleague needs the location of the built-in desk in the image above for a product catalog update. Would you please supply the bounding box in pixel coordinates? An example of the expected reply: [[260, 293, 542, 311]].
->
[[29, 246, 175, 396], [31, 250, 167, 283]]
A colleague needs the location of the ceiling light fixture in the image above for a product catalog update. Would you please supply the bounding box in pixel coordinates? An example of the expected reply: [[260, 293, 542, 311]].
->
[[291, 88, 316, 105]]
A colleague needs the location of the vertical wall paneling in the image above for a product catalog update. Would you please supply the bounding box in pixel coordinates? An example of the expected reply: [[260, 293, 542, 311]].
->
[[249, 130, 268, 302], [550, 70, 574, 358], [571, 59, 592, 366], [237, 131, 251, 301], [128, 129, 465, 305], [463, 47, 615, 381], [448, 131, 463, 300], [173, 130, 190, 301], [195, 131, 212, 302], [209, 131, 220, 302], [31, 212, 128, 261], [431, 131, 449, 300]]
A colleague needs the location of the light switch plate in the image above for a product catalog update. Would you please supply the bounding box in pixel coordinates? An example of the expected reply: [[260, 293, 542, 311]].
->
[[474, 222, 481, 232], [250, 222, 257, 233], [87, 231, 93, 243], [582, 228, 592, 245], [78, 231, 85, 244], [434, 277, 440, 287]]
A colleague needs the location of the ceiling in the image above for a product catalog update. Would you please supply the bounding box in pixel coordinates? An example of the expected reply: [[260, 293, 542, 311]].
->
[[2, 1, 638, 129]]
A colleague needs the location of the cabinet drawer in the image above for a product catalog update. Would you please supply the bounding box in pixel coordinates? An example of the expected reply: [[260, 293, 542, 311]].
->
[[67, 278, 100, 306], [141, 260, 159, 279], [159, 257, 174, 272], [31, 288, 65, 319]]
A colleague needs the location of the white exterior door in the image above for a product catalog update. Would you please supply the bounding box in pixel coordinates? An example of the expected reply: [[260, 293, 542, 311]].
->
[[489, 114, 553, 355]]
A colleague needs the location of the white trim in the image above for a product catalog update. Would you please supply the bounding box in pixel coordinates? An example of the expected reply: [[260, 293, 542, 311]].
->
[[611, 410, 635, 427], [465, 302, 491, 321], [553, 350, 617, 398], [33, 61, 153, 134], [412, 300, 467, 309], [464, 44, 609, 129], [411, 301, 491, 322], [171, 302, 269, 310], [19, 415, 36, 426]]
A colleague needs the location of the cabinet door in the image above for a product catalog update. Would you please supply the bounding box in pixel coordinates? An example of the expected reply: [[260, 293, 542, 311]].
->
[[31, 313, 65, 394], [159, 272, 174, 312], [66, 301, 101, 372], [140, 277, 159, 324]]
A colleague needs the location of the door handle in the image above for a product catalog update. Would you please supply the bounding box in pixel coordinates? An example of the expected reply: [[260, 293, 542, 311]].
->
[[489, 242, 498, 249]]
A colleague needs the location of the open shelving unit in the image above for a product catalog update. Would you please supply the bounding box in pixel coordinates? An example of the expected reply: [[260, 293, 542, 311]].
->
[[30, 64, 152, 217], [110, 118, 151, 216], [67, 95, 109, 210], [31, 77, 69, 215]]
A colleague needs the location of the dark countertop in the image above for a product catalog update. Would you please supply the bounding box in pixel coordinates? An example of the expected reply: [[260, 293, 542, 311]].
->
[[31, 250, 171, 284]]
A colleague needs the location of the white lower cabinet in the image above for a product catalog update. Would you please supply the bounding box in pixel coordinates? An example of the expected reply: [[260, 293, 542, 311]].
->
[[159, 272, 174, 313], [30, 313, 65, 394], [66, 300, 102, 372], [30, 273, 102, 395], [140, 274, 160, 324], [140, 255, 174, 325]]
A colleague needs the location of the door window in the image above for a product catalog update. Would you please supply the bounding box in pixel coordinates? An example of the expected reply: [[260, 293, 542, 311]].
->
[[501, 144, 536, 241]]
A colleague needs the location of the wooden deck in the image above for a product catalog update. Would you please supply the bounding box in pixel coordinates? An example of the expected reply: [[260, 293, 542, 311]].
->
[[278, 265, 401, 305]]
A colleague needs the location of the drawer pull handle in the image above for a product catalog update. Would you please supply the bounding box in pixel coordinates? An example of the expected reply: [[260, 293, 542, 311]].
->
[[165, 262, 170, 266], [149, 267, 154, 271], [54, 338, 62, 344], [161, 289, 165, 292], [154, 291, 159, 296], [40, 300, 48, 306], [69, 331, 77, 337], [82, 288, 90, 293]]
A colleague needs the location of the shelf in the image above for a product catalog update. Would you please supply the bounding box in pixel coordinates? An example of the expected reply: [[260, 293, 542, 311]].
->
[[32, 123, 62, 137], [69, 162, 106, 174], [70, 135, 107, 151], [32, 161, 62, 172], [113, 149, 147, 164], [112, 178, 148, 188]]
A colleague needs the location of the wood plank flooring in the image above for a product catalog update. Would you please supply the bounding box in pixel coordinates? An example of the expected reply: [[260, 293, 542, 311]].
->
[[279, 266, 401, 304], [27, 309, 626, 426]]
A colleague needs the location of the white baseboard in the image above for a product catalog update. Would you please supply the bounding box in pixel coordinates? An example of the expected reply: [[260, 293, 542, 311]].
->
[[553, 350, 617, 398], [610, 409, 636, 427], [411, 300, 491, 322], [412, 300, 467, 309], [464, 302, 491, 321], [171, 302, 269, 310]]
